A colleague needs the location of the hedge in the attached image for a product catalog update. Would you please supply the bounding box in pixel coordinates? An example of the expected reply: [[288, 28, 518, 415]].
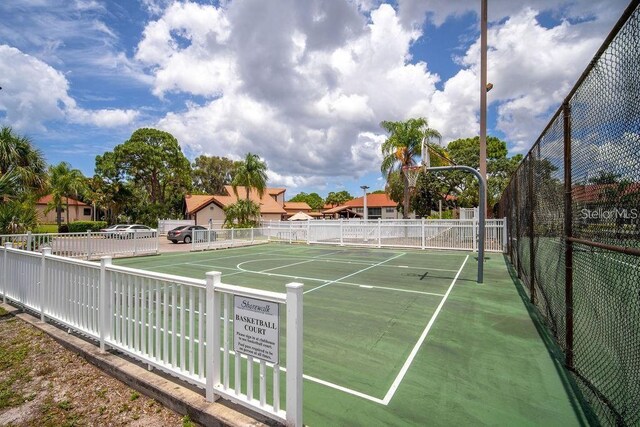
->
[[67, 221, 108, 233]]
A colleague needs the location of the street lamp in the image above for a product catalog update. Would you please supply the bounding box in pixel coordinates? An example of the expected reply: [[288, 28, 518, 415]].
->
[[480, 0, 488, 218], [360, 185, 369, 221]]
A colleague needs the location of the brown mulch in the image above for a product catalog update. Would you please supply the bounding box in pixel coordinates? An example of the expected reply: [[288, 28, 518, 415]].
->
[[0, 307, 196, 426]]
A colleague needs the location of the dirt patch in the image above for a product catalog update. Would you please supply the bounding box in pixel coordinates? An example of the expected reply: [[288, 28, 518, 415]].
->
[[0, 309, 197, 426]]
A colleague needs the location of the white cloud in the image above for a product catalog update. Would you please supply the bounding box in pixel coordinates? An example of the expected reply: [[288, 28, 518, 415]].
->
[[141, 2, 443, 188], [135, 1, 234, 97], [0, 45, 138, 130], [68, 108, 140, 128]]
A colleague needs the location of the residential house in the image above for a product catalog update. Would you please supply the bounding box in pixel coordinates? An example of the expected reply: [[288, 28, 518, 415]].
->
[[185, 186, 287, 226], [343, 193, 410, 219], [36, 195, 93, 223]]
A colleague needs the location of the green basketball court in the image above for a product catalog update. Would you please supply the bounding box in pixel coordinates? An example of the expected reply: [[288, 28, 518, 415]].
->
[[115, 243, 589, 426]]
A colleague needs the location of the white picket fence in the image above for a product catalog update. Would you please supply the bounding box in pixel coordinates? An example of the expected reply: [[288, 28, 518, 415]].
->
[[260, 219, 507, 252], [1, 244, 303, 426], [0, 231, 158, 259]]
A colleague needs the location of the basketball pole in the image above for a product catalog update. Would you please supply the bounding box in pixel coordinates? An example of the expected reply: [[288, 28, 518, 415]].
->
[[425, 165, 486, 284], [480, 0, 488, 217]]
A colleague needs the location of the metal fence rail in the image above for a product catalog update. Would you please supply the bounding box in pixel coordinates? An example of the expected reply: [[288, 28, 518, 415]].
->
[[1, 244, 303, 426], [499, 2, 640, 425]]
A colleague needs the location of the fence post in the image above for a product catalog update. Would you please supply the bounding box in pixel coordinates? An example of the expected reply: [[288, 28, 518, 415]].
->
[[251, 227, 255, 244], [421, 218, 425, 249], [99, 256, 113, 352], [231, 228, 235, 245], [339, 219, 344, 246], [207, 228, 212, 249], [3, 242, 12, 304], [289, 221, 293, 244], [286, 282, 304, 427], [378, 219, 382, 248], [206, 271, 222, 402], [27, 231, 33, 251], [306, 220, 310, 244], [563, 101, 574, 370], [502, 217, 508, 253], [528, 155, 536, 304], [86, 230, 92, 260], [133, 230, 138, 256], [514, 175, 522, 278], [40, 247, 52, 322], [472, 219, 478, 252]]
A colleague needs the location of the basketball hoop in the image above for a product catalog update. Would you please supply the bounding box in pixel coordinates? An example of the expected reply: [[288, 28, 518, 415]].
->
[[402, 165, 422, 191]]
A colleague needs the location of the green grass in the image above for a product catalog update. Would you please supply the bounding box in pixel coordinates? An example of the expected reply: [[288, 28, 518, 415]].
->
[[33, 224, 59, 233], [0, 320, 31, 409], [115, 243, 588, 426]]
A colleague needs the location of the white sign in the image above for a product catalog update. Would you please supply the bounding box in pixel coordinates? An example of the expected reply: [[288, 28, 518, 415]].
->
[[233, 296, 279, 364]]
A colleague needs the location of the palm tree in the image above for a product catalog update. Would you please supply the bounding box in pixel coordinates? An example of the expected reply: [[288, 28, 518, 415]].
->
[[380, 118, 441, 218], [223, 199, 261, 228], [231, 153, 268, 200], [0, 126, 47, 197], [47, 162, 87, 227]]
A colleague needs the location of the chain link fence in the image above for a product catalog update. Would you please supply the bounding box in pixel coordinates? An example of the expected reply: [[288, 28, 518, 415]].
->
[[500, 2, 640, 425]]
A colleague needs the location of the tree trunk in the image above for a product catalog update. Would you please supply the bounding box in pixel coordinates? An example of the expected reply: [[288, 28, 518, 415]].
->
[[403, 174, 410, 219], [56, 205, 62, 227]]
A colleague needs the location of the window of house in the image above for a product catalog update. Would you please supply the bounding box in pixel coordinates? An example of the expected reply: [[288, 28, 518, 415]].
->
[[368, 207, 382, 218], [83, 208, 91, 216], [386, 208, 396, 213]]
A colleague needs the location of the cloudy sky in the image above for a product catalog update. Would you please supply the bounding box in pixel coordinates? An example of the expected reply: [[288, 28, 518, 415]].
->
[[0, 0, 631, 197]]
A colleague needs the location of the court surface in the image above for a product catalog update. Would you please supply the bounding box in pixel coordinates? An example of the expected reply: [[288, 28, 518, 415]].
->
[[115, 243, 590, 426]]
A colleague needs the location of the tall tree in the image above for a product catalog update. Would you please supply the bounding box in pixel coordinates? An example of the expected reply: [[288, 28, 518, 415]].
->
[[223, 199, 261, 228], [109, 128, 191, 205], [47, 162, 87, 226], [325, 191, 353, 207], [95, 128, 191, 223], [289, 192, 324, 210], [0, 126, 47, 197], [192, 155, 239, 195], [94, 152, 133, 224], [447, 136, 522, 208], [231, 153, 268, 200], [380, 118, 441, 218]]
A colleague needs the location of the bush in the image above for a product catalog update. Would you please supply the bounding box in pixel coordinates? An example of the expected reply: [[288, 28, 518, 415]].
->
[[67, 221, 107, 233], [58, 224, 69, 233]]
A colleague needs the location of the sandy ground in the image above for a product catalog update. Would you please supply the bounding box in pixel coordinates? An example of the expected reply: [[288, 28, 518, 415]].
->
[[0, 307, 197, 426]]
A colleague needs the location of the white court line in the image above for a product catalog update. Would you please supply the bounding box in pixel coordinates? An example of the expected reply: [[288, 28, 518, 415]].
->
[[352, 284, 444, 297], [144, 250, 275, 269], [303, 253, 406, 295], [234, 257, 447, 297], [302, 374, 385, 404], [225, 348, 386, 404], [381, 254, 469, 405]]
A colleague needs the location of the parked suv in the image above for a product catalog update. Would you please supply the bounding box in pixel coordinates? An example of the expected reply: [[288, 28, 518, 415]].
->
[[167, 225, 207, 244]]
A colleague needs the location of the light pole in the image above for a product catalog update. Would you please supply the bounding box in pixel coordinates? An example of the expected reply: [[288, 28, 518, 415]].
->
[[360, 185, 369, 221], [480, 0, 488, 218]]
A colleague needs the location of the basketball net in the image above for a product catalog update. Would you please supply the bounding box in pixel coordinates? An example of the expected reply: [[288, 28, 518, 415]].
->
[[402, 165, 421, 192]]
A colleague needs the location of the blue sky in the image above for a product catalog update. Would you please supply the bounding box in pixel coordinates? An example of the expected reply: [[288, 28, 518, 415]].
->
[[0, 0, 630, 199]]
